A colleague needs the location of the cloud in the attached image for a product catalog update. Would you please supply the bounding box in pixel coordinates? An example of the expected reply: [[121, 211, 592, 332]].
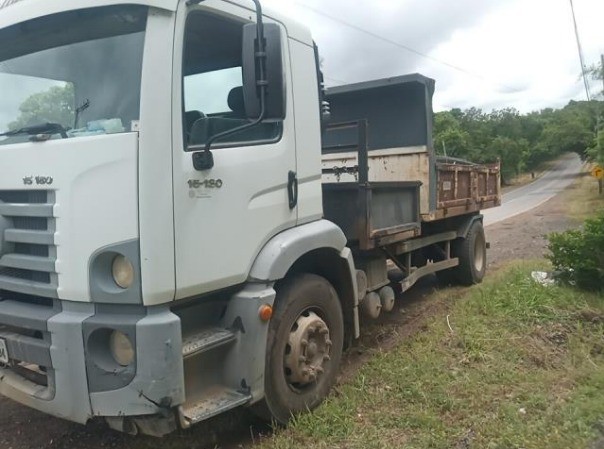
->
[[266, 0, 604, 112], [267, 0, 503, 85]]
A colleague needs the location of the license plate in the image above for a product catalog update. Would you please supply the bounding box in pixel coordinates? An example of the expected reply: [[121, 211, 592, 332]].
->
[[0, 338, 8, 364]]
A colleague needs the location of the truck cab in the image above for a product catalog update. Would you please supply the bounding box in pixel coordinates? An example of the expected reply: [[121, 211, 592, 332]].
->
[[0, 0, 357, 434]]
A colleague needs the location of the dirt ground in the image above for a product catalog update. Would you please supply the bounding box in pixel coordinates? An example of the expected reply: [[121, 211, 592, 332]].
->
[[0, 173, 583, 449], [487, 187, 577, 269]]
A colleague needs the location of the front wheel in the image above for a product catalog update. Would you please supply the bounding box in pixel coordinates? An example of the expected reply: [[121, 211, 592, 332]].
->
[[254, 273, 344, 424]]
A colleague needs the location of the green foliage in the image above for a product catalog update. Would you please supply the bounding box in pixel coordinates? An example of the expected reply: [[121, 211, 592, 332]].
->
[[433, 111, 470, 157], [434, 98, 604, 182], [9, 84, 75, 130], [539, 103, 595, 156], [548, 211, 604, 291], [490, 136, 528, 180], [586, 131, 604, 165]]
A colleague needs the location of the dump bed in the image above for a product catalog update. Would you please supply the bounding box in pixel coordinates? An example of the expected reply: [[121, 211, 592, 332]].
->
[[321, 74, 501, 249], [434, 158, 500, 220]]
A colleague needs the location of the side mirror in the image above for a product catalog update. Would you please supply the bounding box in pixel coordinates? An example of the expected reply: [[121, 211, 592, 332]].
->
[[242, 22, 286, 121]]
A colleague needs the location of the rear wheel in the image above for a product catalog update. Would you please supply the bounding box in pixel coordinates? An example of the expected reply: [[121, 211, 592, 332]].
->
[[456, 220, 487, 285], [254, 274, 344, 424], [436, 220, 487, 286]]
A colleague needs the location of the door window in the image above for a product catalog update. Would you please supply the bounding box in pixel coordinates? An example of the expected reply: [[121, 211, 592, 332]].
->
[[182, 12, 281, 150]]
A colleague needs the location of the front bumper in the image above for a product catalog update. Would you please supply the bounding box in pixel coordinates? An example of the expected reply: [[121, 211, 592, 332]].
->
[[0, 298, 184, 424]]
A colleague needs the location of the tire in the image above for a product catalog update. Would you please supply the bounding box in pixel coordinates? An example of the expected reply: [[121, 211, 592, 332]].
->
[[455, 220, 487, 285], [253, 273, 344, 424]]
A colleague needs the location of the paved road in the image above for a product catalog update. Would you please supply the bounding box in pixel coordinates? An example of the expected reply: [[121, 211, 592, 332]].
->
[[483, 153, 583, 227]]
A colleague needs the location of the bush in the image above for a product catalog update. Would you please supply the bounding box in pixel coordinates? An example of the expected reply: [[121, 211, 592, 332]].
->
[[547, 211, 604, 291]]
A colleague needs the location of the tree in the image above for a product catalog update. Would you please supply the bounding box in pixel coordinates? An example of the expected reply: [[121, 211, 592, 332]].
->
[[489, 136, 528, 183], [539, 118, 588, 156], [586, 131, 604, 165], [434, 99, 601, 176], [9, 84, 74, 131], [433, 111, 470, 158], [488, 108, 522, 141]]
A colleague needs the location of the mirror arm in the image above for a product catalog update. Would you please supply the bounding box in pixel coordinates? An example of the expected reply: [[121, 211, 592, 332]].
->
[[201, 101, 265, 153]]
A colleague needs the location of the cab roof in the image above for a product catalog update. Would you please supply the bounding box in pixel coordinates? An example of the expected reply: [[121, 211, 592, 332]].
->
[[0, 0, 312, 45]]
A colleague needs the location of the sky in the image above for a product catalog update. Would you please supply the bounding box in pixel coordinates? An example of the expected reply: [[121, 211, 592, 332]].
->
[[264, 0, 604, 113], [1, 0, 603, 132]]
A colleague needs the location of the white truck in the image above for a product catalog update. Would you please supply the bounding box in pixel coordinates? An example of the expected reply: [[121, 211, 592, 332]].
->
[[0, 0, 500, 436]]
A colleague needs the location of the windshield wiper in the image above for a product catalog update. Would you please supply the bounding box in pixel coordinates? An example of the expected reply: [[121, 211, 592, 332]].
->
[[0, 123, 69, 139]]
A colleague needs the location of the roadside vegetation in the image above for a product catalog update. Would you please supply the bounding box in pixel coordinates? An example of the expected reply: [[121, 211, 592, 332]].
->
[[548, 210, 604, 292], [562, 168, 604, 221], [547, 163, 604, 293]]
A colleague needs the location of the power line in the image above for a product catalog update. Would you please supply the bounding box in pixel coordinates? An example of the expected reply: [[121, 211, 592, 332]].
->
[[292, 1, 518, 93], [569, 0, 591, 101]]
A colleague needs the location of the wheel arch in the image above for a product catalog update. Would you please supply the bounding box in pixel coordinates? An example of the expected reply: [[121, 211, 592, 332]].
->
[[248, 220, 359, 344], [457, 213, 484, 239]]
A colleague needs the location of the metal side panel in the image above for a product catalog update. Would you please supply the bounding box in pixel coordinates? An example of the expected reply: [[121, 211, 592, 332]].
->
[[322, 182, 421, 250]]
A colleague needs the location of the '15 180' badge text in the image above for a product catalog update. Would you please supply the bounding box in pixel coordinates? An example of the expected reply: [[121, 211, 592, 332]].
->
[[23, 176, 53, 186]]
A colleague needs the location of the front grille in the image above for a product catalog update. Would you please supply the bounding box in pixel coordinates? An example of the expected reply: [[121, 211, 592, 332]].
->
[[0, 190, 57, 299], [0, 267, 51, 283]]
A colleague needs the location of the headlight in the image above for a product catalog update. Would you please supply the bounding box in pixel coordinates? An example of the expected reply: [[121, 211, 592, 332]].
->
[[112, 255, 134, 289], [109, 330, 135, 366]]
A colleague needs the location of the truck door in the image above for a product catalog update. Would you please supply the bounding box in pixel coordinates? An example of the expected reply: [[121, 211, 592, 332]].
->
[[172, 7, 297, 299]]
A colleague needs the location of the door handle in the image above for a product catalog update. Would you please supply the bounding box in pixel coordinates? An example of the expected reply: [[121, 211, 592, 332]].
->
[[288, 171, 298, 210]]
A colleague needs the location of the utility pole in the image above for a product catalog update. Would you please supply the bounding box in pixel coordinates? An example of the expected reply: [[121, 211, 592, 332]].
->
[[569, 0, 591, 100], [601, 54, 604, 96], [600, 54, 603, 194]]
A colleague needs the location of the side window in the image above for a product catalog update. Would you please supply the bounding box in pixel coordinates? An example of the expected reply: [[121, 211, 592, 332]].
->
[[182, 12, 281, 150]]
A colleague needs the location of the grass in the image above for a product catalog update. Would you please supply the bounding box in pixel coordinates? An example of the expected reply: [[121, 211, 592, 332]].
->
[[563, 167, 604, 221], [260, 263, 604, 449]]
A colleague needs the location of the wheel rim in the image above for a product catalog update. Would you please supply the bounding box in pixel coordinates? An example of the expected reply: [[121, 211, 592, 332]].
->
[[474, 231, 486, 272], [284, 310, 332, 390]]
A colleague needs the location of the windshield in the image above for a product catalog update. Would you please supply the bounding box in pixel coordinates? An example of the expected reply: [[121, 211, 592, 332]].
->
[[0, 5, 148, 145]]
